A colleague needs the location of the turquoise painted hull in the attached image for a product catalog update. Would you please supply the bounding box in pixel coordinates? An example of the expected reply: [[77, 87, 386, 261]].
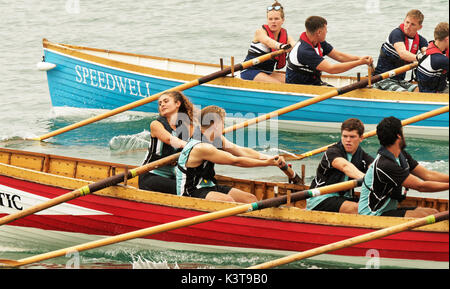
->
[[42, 47, 449, 139]]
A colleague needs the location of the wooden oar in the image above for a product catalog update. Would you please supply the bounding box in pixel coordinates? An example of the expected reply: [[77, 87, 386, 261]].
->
[[223, 62, 419, 134], [0, 95, 297, 226], [0, 153, 180, 226], [282, 105, 449, 161], [248, 210, 449, 269], [32, 49, 288, 141], [0, 179, 362, 268]]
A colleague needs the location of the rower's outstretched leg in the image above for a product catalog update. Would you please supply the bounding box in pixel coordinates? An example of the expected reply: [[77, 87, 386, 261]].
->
[[405, 207, 439, 218], [228, 188, 258, 203]]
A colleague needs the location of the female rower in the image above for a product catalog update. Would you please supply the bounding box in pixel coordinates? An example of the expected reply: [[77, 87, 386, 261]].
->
[[139, 91, 197, 194], [240, 1, 296, 83]]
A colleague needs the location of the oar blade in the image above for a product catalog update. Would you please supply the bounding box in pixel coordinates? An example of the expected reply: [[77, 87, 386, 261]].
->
[[0, 259, 22, 268]]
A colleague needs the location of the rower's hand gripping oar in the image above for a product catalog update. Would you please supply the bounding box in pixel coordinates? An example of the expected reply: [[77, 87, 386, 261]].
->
[[221, 62, 419, 182], [248, 210, 449, 269], [282, 105, 450, 161], [0, 179, 362, 268], [31, 48, 289, 141]]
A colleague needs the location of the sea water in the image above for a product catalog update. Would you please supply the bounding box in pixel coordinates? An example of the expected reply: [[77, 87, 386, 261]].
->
[[0, 0, 448, 270]]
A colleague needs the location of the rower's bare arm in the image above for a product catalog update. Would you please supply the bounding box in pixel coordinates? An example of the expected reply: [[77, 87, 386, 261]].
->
[[222, 137, 270, 160], [150, 121, 186, 149], [393, 42, 417, 63], [255, 28, 281, 50], [411, 165, 450, 183], [190, 144, 276, 168], [402, 173, 449, 192], [332, 157, 365, 179], [328, 49, 358, 62], [316, 58, 365, 74]]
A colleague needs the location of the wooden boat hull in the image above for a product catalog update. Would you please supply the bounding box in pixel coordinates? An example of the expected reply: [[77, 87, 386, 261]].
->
[[0, 148, 448, 267], [41, 39, 449, 140]]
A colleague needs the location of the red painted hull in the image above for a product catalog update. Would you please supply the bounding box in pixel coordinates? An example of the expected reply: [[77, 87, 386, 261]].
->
[[0, 175, 448, 262]]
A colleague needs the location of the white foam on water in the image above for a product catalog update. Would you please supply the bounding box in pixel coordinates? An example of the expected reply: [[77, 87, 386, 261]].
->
[[109, 130, 150, 152], [0, 132, 39, 142], [419, 160, 449, 172], [50, 107, 152, 123], [131, 256, 180, 269]]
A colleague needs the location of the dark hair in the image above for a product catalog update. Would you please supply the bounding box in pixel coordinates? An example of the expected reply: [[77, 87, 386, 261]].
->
[[160, 91, 194, 123], [341, 118, 365, 136], [305, 16, 327, 33], [376, 116, 403, 146]]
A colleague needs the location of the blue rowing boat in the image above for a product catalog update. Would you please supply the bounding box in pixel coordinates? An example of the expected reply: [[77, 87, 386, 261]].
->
[[39, 39, 449, 140]]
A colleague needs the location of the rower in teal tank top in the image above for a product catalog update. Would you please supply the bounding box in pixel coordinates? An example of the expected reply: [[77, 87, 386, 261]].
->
[[176, 139, 216, 196]]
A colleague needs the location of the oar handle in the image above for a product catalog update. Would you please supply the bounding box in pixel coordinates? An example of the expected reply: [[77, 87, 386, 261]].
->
[[283, 104, 449, 161], [253, 179, 362, 211]]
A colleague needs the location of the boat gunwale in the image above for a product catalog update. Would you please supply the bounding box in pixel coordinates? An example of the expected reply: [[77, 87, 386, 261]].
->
[[44, 38, 360, 82], [42, 38, 449, 104]]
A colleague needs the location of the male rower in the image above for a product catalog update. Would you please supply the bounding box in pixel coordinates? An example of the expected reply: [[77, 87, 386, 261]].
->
[[358, 116, 449, 217], [176, 105, 286, 203], [307, 118, 374, 214], [373, 9, 428, 92], [417, 22, 449, 93], [286, 16, 372, 86]]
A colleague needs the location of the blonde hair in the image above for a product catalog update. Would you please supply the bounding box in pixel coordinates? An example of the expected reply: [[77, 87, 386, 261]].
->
[[200, 106, 226, 129], [434, 22, 449, 41], [406, 9, 424, 25]]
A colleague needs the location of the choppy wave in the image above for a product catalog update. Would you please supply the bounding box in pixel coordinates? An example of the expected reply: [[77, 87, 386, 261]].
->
[[419, 160, 449, 173], [0, 134, 42, 147], [109, 130, 150, 152]]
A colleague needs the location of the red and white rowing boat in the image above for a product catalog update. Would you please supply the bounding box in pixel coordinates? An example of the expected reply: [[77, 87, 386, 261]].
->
[[0, 148, 448, 268]]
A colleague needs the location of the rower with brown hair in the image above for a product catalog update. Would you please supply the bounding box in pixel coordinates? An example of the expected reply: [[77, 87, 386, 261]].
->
[[139, 91, 197, 195], [373, 9, 429, 92], [307, 118, 374, 214], [176, 105, 286, 203], [417, 22, 449, 93], [286, 15, 373, 86]]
